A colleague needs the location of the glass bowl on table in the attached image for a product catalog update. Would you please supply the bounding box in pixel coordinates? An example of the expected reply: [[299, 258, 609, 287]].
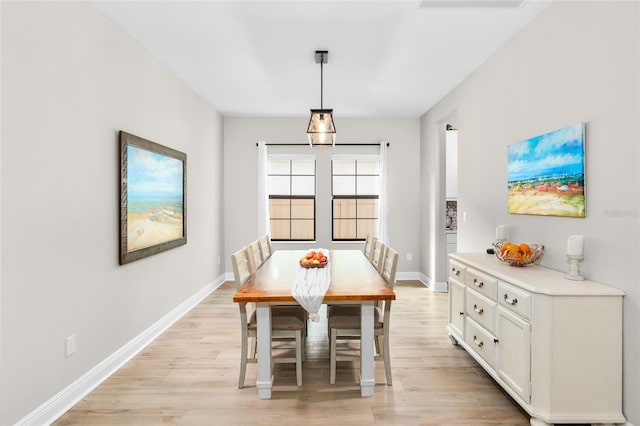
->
[[493, 241, 544, 267]]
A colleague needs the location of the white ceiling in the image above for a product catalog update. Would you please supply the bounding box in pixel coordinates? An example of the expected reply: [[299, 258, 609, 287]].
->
[[93, 0, 552, 118]]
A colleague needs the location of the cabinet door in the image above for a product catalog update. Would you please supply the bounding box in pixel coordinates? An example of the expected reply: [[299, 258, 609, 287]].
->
[[448, 279, 465, 339], [496, 307, 531, 402]]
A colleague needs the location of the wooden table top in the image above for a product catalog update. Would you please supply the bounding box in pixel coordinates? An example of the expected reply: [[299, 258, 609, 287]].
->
[[233, 250, 395, 303]]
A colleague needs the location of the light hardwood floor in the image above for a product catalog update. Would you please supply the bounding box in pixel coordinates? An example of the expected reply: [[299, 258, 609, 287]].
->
[[54, 281, 530, 425]]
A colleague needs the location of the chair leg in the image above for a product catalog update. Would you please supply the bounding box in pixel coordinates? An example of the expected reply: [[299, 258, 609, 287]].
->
[[250, 336, 257, 359], [296, 329, 303, 387], [239, 334, 249, 389], [383, 331, 392, 385], [329, 328, 336, 385]]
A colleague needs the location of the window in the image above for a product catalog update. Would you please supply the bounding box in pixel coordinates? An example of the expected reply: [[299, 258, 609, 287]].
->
[[267, 156, 315, 241], [332, 157, 380, 241]]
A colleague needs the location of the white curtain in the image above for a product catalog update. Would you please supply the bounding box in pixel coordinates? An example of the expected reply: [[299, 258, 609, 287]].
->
[[257, 141, 269, 237], [378, 141, 389, 245]]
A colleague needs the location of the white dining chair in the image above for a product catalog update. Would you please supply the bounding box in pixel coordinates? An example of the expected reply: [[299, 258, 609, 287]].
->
[[259, 234, 272, 261], [363, 234, 376, 261], [231, 247, 305, 388], [328, 246, 398, 385], [370, 239, 385, 272], [246, 239, 263, 275]]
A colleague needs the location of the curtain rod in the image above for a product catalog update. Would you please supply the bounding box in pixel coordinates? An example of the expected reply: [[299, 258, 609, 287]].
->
[[256, 142, 389, 147]]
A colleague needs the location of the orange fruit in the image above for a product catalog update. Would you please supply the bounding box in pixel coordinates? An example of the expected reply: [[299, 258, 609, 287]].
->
[[519, 243, 532, 256]]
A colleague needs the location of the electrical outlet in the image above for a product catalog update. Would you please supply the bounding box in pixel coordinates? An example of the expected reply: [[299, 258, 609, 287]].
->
[[407, 253, 412, 261], [217, 256, 221, 265], [66, 334, 76, 357]]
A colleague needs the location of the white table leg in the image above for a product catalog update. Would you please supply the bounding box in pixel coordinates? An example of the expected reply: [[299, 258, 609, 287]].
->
[[255, 303, 273, 399], [360, 302, 375, 397]]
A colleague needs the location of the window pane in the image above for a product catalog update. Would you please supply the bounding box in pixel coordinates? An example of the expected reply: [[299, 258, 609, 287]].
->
[[357, 159, 380, 175], [292, 159, 315, 175], [268, 158, 290, 175], [333, 159, 355, 175], [357, 176, 380, 195], [291, 220, 314, 240], [333, 219, 357, 239], [291, 176, 315, 195], [357, 199, 379, 218], [269, 199, 290, 219], [333, 198, 356, 219], [291, 199, 314, 218], [357, 219, 378, 239], [268, 176, 290, 195], [333, 176, 355, 195], [270, 220, 290, 240]]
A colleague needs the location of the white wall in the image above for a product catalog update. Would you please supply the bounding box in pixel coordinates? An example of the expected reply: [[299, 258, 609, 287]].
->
[[223, 117, 421, 276], [421, 1, 639, 423], [0, 2, 224, 424]]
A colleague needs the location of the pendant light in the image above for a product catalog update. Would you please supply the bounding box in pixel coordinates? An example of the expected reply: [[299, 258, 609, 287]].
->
[[307, 50, 336, 147]]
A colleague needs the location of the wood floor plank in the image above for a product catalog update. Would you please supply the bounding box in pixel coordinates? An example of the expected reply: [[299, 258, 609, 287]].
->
[[54, 281, 531, 425]]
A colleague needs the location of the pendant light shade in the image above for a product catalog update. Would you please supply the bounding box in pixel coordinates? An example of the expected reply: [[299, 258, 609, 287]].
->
[[307, 51, 336, 146], [307, 109, 336, 146]]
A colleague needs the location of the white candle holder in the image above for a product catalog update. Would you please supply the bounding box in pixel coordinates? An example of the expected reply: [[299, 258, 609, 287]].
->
[[565, 254, 585, 280]]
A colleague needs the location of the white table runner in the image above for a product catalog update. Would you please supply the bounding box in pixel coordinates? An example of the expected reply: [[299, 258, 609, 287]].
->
[[291, 249, 331, 322]]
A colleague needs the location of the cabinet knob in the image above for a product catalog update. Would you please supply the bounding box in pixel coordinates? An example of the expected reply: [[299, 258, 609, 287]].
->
[[503, 294, 518, 305], [473, 304, 484, 315], [493, 338, 499, 344], [473, 335, 484, 348], [459, 311, 464, 316], [473, 278, 484, 288]]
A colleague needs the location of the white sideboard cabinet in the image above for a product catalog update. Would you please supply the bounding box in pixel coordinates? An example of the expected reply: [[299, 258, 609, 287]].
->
[[448, 253, 625, 426]]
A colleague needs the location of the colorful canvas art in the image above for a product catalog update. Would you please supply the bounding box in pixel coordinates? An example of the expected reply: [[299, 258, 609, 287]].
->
[[120, 131, 187, 264], [507, 123, 585, 217]]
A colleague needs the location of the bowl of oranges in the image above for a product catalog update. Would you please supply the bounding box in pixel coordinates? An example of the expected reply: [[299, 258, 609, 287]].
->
[[494, 241, 544, 267], [300, 250, 328, 268]]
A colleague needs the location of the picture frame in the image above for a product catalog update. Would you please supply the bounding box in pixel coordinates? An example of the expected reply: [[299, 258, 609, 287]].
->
[[119, 131, 187, 264], [507, 123, 585, 218]]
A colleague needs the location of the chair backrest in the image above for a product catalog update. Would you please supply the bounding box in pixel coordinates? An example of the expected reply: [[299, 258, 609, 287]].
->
[[364, 235, 376, 260], [371, 240, 385, 272], [231, 247, 252, 289], [381, 247, 399, 289], [259, 234, 272, 260], [246, 240, 263, 275]]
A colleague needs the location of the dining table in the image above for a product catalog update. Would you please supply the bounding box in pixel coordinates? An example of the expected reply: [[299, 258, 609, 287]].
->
[[233, 249, 396, 399]]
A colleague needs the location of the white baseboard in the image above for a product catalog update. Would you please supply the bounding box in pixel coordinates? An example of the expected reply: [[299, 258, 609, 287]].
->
[[417, 272, 448, 292], [16, 274, 227, 426], [395, 271, 420, 281]]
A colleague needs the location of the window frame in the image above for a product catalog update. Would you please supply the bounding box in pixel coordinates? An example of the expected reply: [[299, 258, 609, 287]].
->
[[267, 155, 316, 242], [331, 156, 380, 242]]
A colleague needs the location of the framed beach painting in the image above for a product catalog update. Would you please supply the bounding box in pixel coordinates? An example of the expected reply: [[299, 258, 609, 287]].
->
[[507, 123, 585, 218], [119, 131, 187, 264]]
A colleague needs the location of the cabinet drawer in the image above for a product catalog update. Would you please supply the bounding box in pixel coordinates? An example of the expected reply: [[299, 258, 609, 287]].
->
[[448, 279, 466, 338], [449, 260, 465, 281], [498, 281, 531, 320], [465, 317, 497, 368], [466, 289, 497, 334], [464, 268, 497, 300]]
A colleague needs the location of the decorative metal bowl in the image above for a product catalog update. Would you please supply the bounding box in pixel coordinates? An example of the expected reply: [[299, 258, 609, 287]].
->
[[494, 242, 545, 267]]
